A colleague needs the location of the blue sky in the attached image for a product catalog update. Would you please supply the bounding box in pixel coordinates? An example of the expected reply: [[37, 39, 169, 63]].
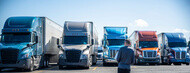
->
[[0, 0, 190, 42]]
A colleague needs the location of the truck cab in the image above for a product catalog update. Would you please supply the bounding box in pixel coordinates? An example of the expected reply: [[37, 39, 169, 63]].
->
[[0, 17, 63, 71], [158, 33, 190, 65], [130, 31, 161, 64], [58, 21, 98, 69], [102, 27, 127, 66]]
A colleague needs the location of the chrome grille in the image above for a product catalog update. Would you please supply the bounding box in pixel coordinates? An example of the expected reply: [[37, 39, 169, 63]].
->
[[110, 50, 118, 58], [65, 50, 81, 63], [1, 49, 19, 64], [143, 51, 157, 58], [175, 51, 186, 59]]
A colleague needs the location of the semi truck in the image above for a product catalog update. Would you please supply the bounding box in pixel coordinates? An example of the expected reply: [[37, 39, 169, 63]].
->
[[58, 21, 98, 69], [0, 16, 63, 71], [102, 27, 127, 66], [129, 31, 161, 64], [158, 33, 190, 65]]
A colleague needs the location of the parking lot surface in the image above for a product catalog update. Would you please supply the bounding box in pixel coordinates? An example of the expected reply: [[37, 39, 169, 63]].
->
[[1, 60, 190, 73]]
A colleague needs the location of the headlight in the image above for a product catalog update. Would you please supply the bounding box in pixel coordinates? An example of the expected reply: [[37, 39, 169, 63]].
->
[[157, 53, 161, 57], [21, 54, 29, 59], [104, 55, 108, 58], [157, 55, 160, 57], [59, 54, 66, 59], [139, 54, 143, 58], [80, 54, 88, 59]]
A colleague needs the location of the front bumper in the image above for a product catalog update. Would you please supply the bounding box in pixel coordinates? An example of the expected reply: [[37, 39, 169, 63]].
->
[[0, 59, 31, 69], [170, 58, 190, 63], [137, 58, 160, 64], [58, 59, 89, 67], [103, 58, 118, 63]]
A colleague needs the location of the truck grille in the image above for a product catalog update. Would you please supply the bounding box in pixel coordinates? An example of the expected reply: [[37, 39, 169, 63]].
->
[[1, 49, 19, 64], [65, 50, 81, 63], [143, 51, 157, 58], [175, 51, 186, 59], [110, 50, 119, 58]]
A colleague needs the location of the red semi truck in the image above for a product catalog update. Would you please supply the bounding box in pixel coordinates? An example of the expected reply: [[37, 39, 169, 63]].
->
[[129, 31, 161, 64]]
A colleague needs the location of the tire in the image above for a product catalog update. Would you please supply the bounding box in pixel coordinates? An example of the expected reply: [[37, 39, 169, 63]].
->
[[0, 68, 3, 72], [25, 57, 34, 72], [92, 55, 97, 65], [186, 63, 189, 65], [103, 59, 107, 66], [59, 65, 64, 69], [103, 62, 107, 66], [173, 63, 181, 65]]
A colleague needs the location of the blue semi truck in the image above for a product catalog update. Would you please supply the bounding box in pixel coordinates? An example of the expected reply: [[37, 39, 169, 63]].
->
[[102, 27, 127, 66], [0, 17, 63, 71], [158, 33, 190, 65]]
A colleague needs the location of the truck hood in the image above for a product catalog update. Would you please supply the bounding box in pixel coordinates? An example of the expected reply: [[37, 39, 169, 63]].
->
[[0, 42, 29, 50], [63, 44, 89, 50], [141, 48, 159, 51], [108, 45, 124, 50], [170, 47, 188, 52]]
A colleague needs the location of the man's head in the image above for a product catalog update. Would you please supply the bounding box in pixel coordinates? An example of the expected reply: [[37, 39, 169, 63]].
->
[[124, 39, 131, 46]]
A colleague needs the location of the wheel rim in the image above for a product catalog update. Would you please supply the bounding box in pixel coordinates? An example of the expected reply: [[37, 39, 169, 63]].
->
[[30, 58, 34, 71]]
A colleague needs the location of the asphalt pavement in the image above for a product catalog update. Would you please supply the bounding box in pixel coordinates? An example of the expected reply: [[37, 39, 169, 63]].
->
[[1, 60, 190, 73]]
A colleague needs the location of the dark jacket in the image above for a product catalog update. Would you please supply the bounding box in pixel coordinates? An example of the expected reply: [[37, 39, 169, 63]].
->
[[116, 46, 135, 69]]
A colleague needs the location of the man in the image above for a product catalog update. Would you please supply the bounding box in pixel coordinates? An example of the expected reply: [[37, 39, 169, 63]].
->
[[116, 39, 135, 73]]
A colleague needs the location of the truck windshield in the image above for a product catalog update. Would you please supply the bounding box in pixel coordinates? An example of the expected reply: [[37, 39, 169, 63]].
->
[[63, 36, 88, 44], [139, 41, 158, 48], [1, 33, 31, 43], [98, 50, 103, 53], [168, 42, 187, 47], [107, 39, 125, 46]]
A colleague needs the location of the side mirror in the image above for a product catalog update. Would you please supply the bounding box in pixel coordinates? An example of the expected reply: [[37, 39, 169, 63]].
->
[[27, 44, 33, 47], [91, 39, 94, 45], [57, 39, 59, 45], [87, 46, 90, 48], [58, 45, 61, 48], [35, 36, 38, 43]]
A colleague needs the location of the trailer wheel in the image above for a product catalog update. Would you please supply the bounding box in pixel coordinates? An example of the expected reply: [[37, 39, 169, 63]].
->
[[26, 57, 34, 72]]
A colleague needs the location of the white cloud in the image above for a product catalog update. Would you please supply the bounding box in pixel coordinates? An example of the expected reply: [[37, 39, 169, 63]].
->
[[174, 28, 190, 33], [129, 19, 149, 27]]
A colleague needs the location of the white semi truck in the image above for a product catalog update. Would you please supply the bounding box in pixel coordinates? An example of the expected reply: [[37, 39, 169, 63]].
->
[[58, 21, 98, 69]]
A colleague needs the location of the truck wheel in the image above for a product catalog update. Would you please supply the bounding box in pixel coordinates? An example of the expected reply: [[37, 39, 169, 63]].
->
[[186, 63, 189, 65], [0, 68, 3, 71], [26, 57, 34, 72], [92, 56, 97, 65], [59, 65, 64, 69], [173, 63, 181, 65], [103, 59, 107, 66]]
